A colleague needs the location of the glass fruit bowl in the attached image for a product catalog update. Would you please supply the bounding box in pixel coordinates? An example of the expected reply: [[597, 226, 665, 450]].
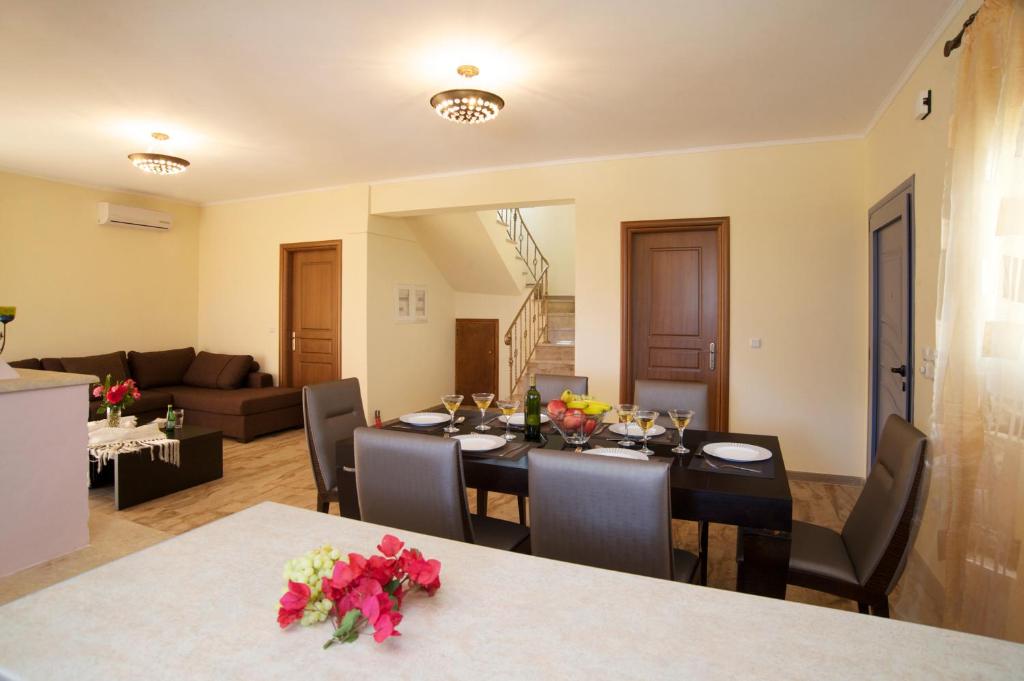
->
[[546, 405, 613, 450]]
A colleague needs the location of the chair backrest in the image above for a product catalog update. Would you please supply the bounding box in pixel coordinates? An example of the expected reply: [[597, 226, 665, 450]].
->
[[528, 449, 675, 579], [302, 378, 366, 494], [634, 379, 709, 430], [535, 374, 589, 403], [841, 414, 928, 592], [353, 427, 474, 542]]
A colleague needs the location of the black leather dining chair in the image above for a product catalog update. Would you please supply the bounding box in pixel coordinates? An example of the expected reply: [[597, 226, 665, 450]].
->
[[302, 378, 366, 513], [634, 378, 710, 584], [633, 379, 709, 430], [528, 449, 698, 583], [784, 414, 928, 616], [353, 427, 530, 551], [535, 374, 589, 403]]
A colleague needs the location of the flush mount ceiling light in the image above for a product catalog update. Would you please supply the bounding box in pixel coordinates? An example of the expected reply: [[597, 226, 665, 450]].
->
[[128, 132, 190, 175], [430, 65, 505, 125]]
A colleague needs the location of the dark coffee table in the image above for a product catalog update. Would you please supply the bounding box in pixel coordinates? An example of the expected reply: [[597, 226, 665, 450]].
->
[[90, 425, 224, 510]]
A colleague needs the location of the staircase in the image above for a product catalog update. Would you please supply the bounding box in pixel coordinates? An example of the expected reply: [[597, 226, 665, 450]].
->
[[517, 295, 575, 397], [496, 208, 576, 399]]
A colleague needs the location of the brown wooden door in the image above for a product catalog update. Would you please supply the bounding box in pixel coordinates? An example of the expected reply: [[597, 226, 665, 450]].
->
[[455, 319, 499, 398], [622, 218, 729, 429], [280, 241, 341, 388]]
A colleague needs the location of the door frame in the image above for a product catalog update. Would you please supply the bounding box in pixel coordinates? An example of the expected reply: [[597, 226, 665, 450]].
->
[[454, 318, 500, 397], [867, 176, 915, 468], [620, 217, 731, 428], [279, 239, 343, 388]]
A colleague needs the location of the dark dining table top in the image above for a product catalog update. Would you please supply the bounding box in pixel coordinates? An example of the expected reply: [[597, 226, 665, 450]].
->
[[374, 406, 793, 533]]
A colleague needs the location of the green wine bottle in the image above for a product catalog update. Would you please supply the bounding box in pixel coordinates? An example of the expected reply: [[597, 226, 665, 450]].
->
[[525, 374, 541, 441], [165, 404, 176, 431]]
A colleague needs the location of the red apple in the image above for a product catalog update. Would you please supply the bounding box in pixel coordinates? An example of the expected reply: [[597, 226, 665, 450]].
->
[[582, 418, 598, 435], [546, 399, 567, 419], [562, 408, 584, 431]]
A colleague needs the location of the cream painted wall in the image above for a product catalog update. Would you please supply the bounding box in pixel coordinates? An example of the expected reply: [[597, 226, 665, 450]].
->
[[197, 186, 370, 401], [865, 3, 972, 434], [366, 216, 455, 420], [519, 205, 576, 295], [0, 171, 199, 360], [370, 141, 868, 477], [405, 211, 520, 295]]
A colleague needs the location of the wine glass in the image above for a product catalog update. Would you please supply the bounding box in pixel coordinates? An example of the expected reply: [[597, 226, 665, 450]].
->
[[496, 399, 519, 441], [441, 394, 463, 433], [617, 403, 638, 447], [472, 393, 495, 431], [635, 410, 659, 455], [668, 409, 694, 454]]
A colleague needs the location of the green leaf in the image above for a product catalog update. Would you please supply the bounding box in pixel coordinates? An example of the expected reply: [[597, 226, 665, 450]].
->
[[333, 608, 359, 638], [384, 578, 401, 595]]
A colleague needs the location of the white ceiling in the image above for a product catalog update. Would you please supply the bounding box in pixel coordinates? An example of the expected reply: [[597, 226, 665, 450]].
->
[[0, 0, 958, 204]]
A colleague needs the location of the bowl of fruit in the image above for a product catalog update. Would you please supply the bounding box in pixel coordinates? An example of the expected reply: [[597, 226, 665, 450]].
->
[[545, 390, 613, 449]]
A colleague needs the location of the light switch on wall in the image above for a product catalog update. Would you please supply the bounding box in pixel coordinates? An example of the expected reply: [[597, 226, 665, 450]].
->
[[750, 338, 762, 349]]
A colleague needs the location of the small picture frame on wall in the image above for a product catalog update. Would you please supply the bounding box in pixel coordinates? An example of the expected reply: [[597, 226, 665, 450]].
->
[[395, 285, 427, 323]]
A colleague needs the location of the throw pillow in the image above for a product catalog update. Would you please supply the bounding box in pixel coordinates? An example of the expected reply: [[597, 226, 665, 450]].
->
[[60, 351, 129, 382], [128, 347, 196, 388], [183, 351, 254, 390]]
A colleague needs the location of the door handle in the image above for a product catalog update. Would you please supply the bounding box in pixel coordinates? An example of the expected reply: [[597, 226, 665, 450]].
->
[[890, 364, 907, 377], [291, 331, 296, 352], [709, 342, 716, 371]]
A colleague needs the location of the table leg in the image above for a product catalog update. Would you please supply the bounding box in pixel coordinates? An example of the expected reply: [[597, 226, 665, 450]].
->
[[736, 527, 791, 599], [476, 489, 489, 517]]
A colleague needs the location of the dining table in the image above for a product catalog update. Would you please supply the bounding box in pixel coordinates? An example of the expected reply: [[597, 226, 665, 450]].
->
[[337, 405, 793, 598]]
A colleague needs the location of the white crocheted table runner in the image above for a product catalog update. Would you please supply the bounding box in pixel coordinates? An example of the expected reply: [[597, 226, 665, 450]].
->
[[87, 419, 181, 472]]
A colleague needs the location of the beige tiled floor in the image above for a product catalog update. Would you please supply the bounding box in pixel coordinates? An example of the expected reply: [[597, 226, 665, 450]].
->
[[0, 428, 862, 612]]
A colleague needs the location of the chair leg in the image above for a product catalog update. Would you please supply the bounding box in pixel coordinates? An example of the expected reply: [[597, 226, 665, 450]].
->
[[317, 495, 329, 514], [517, 495, 527, 525], [871, 598, 890, 618], [698, 521, 709, 586], [476, 489, 489, 517], [857, 602, 870, 615]]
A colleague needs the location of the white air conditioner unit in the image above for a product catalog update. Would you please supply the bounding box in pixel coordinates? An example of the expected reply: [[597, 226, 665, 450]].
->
[[97, 202, 172, 231]]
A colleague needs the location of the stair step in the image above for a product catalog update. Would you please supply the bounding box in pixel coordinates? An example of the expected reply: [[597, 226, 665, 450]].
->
[[546, 300, 575, 313], [533, 343, 575, 362], [547, 312, 575, 330], [548, 328, 576, 343]]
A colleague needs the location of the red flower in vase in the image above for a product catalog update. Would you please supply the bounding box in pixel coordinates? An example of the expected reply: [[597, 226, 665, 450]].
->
[[106, 384, 128, 405]]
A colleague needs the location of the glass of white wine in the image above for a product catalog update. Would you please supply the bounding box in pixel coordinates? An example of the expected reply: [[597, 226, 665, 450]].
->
[[634, 410, 659, 455], [441, 394, 464, 433], [472, 392, 495, 431], [617, 403, 638, 447], [496, 399, 519, 441], [668, 409, 694, 454]]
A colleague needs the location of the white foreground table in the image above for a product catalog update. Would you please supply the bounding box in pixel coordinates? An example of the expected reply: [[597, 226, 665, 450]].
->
[[0, 502, 1021, 680]]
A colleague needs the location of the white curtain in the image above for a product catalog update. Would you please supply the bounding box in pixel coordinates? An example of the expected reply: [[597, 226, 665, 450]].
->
[[894, 0, 1024, 642]]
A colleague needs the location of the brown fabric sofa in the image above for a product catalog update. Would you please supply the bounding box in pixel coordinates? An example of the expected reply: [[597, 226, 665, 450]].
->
[[10, 348, 301, 442]]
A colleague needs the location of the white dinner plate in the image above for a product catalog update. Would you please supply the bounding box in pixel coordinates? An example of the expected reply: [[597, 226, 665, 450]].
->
[[452, 433, 507, 452], [702, 442, 772, 463], [399, 412, 450, 426], [499, 413, 550, 426], [584, 447, 649, 461], [609, 422, 666, 438]]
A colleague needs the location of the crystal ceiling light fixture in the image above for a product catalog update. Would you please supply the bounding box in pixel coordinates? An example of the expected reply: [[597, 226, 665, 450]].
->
[[429, 65, 505, 124], [128, 132, 191, 175]]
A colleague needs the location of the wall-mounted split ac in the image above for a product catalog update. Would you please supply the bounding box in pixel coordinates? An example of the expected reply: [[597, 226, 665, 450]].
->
[[97, 202, 172, 231]]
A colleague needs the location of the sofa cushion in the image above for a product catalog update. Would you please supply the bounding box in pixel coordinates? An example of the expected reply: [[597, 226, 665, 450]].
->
[[129, 347, 196, 388], [8, 358, 41, 370], [90, 390, 174, 421], [183, 352, 254, 390], [167, 385, 301, 416], [41, 358, 64, 372], [60, 351, 129, 382]]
